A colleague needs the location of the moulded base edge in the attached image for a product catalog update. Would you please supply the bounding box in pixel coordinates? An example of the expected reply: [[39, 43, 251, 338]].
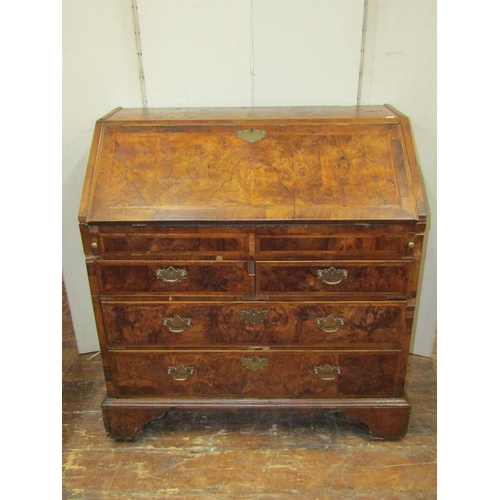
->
[[101, 397, 410, 441]]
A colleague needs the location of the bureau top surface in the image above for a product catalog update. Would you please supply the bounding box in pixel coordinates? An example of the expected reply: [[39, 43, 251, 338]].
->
[[79, 105, 426, 224]]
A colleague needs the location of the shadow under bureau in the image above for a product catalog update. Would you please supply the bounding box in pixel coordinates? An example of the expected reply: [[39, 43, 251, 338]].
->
[[79, 105, 427, 440]]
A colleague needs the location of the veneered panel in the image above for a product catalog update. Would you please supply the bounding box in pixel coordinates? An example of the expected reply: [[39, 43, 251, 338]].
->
[[97, 261, 251, 296], [85, 114, 419, 223], [101, 301, 406, 348], [110, 350, 399, 398], [257, 261, 408, 296]]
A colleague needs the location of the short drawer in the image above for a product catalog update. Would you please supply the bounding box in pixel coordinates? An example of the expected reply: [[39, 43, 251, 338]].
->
[[256, 234, 410, 260], [257, 261, 408, 297], [109, 350, 400, 399], [102, 301, 406, 348], [98, 233, 248, 260], [97, 261, 251, 296]]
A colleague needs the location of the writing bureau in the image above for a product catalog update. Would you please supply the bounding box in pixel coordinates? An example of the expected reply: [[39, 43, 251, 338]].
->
[[78, 105, 427, 440]]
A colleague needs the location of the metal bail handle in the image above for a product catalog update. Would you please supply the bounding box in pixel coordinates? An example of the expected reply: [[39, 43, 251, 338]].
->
[[315, 315, 345, 333], [163, 315, 192, 333], [167, 365, 194, 381], [155, 266, 187, 284], [316, 266, 348, 285], [313, 364, 341, 380], [241, 355, 269, 371]]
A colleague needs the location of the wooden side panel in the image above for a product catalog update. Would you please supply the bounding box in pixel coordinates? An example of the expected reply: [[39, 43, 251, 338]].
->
[[79, 225, 117, 397]]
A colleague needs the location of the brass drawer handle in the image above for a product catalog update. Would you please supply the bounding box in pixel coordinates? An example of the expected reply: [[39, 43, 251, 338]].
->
[[163, 315, 192, 333], [240, 308, 268, 327], [167, 365, 194, 381], [315, 315, 345, 333], [313, 364, 341, 380], [155, 266, 187, 284], [241, 355, 269, 371], [316, 266, 348, 285]]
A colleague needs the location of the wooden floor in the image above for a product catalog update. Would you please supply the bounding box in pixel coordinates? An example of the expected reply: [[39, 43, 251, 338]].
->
[[62, 284, 437, 499]]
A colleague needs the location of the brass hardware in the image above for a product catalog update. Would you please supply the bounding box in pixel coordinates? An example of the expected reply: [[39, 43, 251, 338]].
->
[[91, 242, 98, 249], [241, 355, 269, 371], [155, 266, 187, 284], [313, 364, 341, 380], [237, 128, 267, 143], [167, 365, 194, 381], [407, 242, 415, 249], [240, 307, 268, 327], [315, 315, 345, 333], [316, 266, 348, 285], [163, 315, 192, 333]]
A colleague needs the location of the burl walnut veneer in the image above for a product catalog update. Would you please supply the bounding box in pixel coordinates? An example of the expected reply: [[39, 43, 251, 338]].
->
[[79, 105, 426, 440]]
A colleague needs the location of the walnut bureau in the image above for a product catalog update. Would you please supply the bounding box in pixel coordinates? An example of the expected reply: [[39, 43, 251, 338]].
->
[[79, 105, 427, 440]]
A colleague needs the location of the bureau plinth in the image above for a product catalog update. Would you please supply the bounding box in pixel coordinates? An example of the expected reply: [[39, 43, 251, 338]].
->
[[79, 105, 427, 440]]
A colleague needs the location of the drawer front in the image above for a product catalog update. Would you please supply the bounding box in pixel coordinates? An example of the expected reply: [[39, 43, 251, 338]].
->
[[97, 261, 251, 295], [102, 301, 405, 348], [257, 262, 408, 296], [256, 235, 410, 260], [99, 233, 248, 260], [109, 350, 399, 399]]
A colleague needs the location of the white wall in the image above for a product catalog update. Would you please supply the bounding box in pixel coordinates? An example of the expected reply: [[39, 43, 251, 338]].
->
[[63, 0, 141, 352], [63, 0, 436, 356], [252, 0, 364, 106], [360, 0, 437, 356], [139, 0, 253, 107]]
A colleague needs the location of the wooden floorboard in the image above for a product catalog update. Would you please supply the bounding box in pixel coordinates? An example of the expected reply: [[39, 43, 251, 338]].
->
[[62, 283, 437, 499]]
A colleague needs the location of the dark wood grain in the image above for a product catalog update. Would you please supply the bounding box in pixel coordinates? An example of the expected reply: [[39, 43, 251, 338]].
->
[[90, 224, 417, 261], [100, 233, 248, 260], [83, 109, 422, 223], [102, 300, 406, 348], [100, 397, 411, 441], [109, 350, 399, 399], [78, 105, 427, 441], [97, 261, 251, 295], [342, 405, 410, 440], [257, 261, 408, 296], [256, 233, 410, 260], [102, 405, 167, 441]]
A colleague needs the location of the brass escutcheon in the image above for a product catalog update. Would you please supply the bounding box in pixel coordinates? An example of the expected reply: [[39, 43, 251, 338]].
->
[[316, 266, 348, 285], [237, 128, 267, 143], [156, 266, 187, 284], [163, 315, 192, 333], [241, 355, 269, 371], [313, 364, 341, 380], [167, 365, 194, 381], [240, 308, 269, 327], [315, 315, 345, 333]]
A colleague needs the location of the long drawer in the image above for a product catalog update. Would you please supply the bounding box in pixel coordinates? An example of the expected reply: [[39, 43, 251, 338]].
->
[[102, 300, 406, 348], [97, 261, 251, 296], [109, 350, 400, 399], [93, 225, 416, 261]]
